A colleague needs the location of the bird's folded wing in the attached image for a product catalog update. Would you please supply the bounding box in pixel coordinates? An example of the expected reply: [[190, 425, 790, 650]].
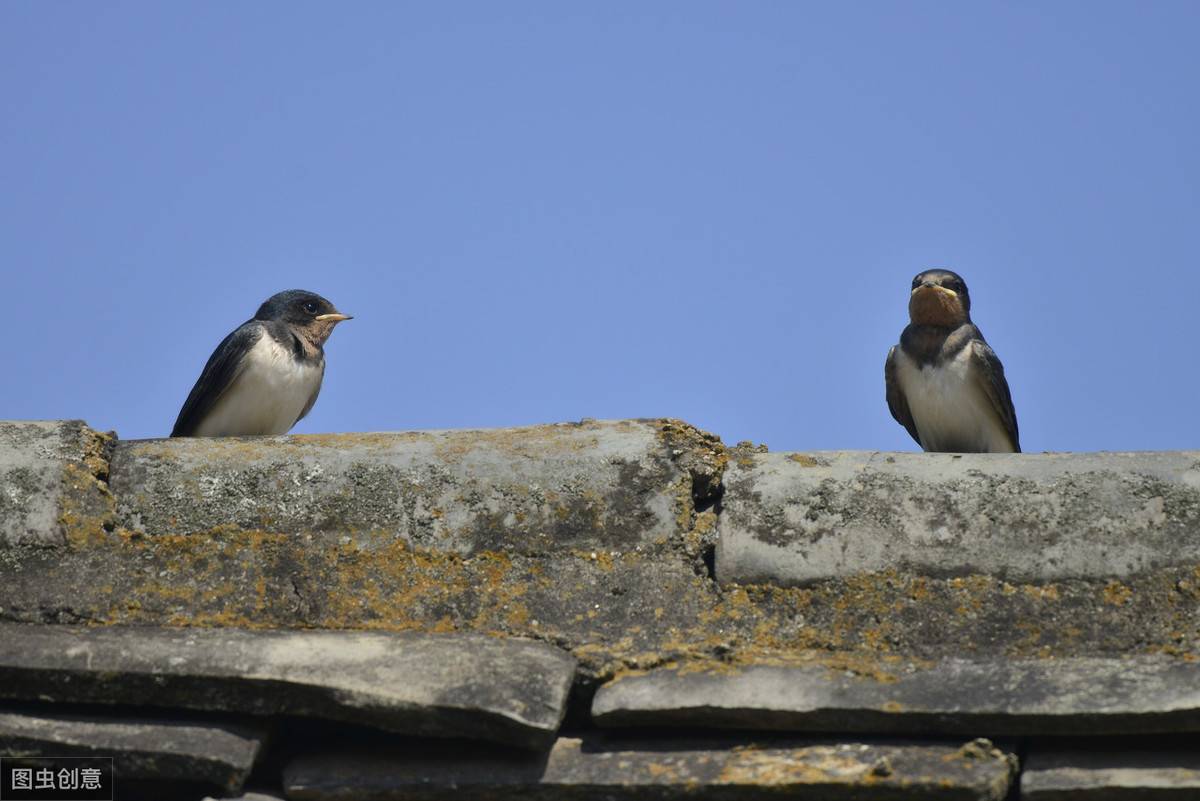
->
[[170, 322, 260, 437]]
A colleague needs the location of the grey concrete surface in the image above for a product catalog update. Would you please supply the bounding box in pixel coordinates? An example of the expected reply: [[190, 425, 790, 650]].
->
[[0, 420, 110, 546], [717, 450, 1200, 585], [0, 709, 263, 794], [591, 656, 1200, 736], [5, 419, 1200, 798], [108, 418, 723, 554], [283, 734, 1016, 800], [0, 626, 575, 749], [4, 421, 1200, 682], [1022, 740, 1200, 798]]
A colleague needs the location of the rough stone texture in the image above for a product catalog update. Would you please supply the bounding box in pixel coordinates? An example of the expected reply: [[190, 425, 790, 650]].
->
[[5, 419, 1200, 798], [0, 709, 262, 794], [4, 545, 1199, 684], [0, 626, 575, 749], [717, 450, 1200, 586], [283, 734, 1016, 800], [1021, 739, 1200, 798], [3, 425, 1200, 685], [0, 420, 113, 546], [591, 656, 1200, 736], [108, 418, 724, 555], [0, 419, 737, 688], [3, 423, 1200, 693]]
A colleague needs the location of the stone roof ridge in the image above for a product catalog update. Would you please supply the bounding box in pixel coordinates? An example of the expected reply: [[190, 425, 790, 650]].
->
[[2, 418, 1198, 799]]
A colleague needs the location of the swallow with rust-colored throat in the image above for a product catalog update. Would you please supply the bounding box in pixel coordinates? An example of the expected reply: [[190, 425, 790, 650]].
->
[[885, 269, 1019, 453]]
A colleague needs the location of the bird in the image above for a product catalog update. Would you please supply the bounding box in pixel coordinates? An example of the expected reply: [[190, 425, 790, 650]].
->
[[170, 290, 351, 437], [884, 269, 1020, 453]]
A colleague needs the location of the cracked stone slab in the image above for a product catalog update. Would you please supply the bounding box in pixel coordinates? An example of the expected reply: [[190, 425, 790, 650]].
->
[[1021, 739, 1200, 798], [591, 656, 1200, 736], [282, 734, 1015, 800], [108, 418, 723, 554], [0, 626, 575, 749], [0, 420, 111, 546], [716, 450, 1200, 586], [0, 709, 263, 795]]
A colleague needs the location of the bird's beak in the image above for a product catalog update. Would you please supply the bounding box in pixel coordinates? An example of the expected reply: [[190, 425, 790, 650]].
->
[[316, 313, 353, 322], [911, 283, 957, 299]]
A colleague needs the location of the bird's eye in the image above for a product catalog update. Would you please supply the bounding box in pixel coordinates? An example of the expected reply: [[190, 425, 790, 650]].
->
[[304, 302, 318, 314]]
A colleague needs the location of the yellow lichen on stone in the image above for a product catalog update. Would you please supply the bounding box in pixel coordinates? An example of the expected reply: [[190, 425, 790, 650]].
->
[[1103, 580, 1132, 606], [1024, 584, 1060, 600], [719, 746, 874, 786], [58, 463, 116, 548]]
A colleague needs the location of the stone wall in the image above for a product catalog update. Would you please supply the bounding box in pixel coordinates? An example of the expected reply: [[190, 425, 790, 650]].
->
[[1, 418, 1198, 799]]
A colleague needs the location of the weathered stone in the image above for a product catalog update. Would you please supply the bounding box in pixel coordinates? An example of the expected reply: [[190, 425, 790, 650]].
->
[[592, 656, 1200, 736], [0, 531, 728, 682], [108, 419, 724, 554], [716, 450, 1200, 586], [1021, 740, 1200, 798], [0, 709, 262, 794], [3, 524, 1199, 681], [0, 626, 575, 749], [283, 734, 1016, 800], [0, 420, 113, 547], [4, 420, 1195, 676]]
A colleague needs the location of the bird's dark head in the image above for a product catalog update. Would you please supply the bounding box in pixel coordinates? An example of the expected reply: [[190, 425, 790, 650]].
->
[[256, 290, 352, 347], [907, 269, 971, 328]]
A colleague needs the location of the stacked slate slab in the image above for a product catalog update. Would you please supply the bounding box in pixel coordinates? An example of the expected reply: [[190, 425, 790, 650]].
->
[[2, 419, 1199, 799]]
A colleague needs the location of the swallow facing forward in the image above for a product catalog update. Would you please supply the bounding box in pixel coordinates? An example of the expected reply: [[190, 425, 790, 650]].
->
[[885, 270, 1019, 453], [171, 290, 351, 437]]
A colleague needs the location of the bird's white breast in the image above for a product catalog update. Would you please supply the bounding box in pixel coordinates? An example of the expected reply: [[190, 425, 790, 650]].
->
[[894, 344, 1013, 453], [191, 335, 324, 437]]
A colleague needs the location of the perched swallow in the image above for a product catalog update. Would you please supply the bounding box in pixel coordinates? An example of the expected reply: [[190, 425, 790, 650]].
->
[[170, 290, 351, 437], [885, 270, 1020, 453]]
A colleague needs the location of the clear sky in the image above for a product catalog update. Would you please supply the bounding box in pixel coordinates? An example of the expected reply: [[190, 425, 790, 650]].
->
[[3, 2, 1198, 453]]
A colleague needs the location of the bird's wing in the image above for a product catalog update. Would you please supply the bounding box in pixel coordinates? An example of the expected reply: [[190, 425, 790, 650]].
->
[[885, 345, 923, 447], [969, 339, 1020, 453], [170, 323, 261, 437]]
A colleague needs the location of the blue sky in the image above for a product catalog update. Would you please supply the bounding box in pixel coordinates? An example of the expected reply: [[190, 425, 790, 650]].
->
[[3, 2, 1198, 452]]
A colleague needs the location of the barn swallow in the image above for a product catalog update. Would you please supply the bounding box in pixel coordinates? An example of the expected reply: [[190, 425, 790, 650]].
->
[[884, 270, 1020, 453], [170, 290, 351, 437]]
